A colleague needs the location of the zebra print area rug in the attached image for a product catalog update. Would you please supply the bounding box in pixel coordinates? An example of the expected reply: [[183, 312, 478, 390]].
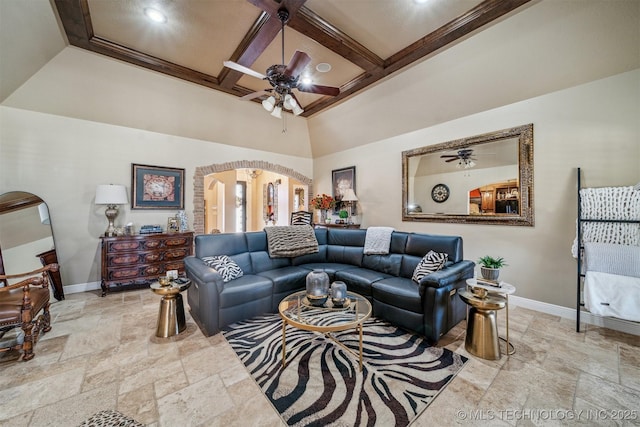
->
[[223, 314, 467, 426]]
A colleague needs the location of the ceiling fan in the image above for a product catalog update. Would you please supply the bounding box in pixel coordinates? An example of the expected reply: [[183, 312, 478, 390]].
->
[[223, 7, 340, 118], [441, 149, 477, 168]]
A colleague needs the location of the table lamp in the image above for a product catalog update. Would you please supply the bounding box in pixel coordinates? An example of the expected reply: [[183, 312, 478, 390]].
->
[[95, 184, 128, 236], [342, 188, 358, 224]]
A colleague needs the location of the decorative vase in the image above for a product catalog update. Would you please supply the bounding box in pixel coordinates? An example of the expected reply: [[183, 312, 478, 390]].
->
[[176, 210, 188, 232], [306, 269, 330, 306], [317, 209, 327, 224], [480, 267, 500, 281], [330, 281, 347, 306]]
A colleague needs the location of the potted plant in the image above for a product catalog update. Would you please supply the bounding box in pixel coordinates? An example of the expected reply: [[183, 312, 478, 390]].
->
[[477, 256, 507, 281]]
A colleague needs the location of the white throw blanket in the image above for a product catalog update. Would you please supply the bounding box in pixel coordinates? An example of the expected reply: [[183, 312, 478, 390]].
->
[[584, 271, 640, 322], [364, 227, 395, 255]]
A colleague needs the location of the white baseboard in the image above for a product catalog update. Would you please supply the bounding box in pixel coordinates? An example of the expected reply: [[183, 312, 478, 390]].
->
[[510, 295, 640, 336], [63, 281, 102, 294]]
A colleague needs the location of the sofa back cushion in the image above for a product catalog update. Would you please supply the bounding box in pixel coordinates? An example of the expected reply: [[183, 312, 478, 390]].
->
[[246, 231, 291, 272], [399, 234, 463, 278], [362, 254, 404, 276], [326, 229, 366, 266], [195, 233, 253, 274]]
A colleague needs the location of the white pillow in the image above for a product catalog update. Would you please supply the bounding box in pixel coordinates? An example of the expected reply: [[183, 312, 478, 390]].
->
[[412, 250, 448, 283], [202, 255, 243, 282]]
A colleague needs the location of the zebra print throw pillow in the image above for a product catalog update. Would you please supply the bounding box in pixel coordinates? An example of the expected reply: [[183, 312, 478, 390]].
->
[[412, 250, 448, 283], [202, 255, 243, 282]]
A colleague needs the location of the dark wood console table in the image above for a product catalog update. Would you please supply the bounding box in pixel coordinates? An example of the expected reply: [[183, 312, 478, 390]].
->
[[100, 232, 193, 296], [315, 223, 361, 229]]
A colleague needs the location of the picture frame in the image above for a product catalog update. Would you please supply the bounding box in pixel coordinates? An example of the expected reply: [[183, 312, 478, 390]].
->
[[332, 166, 357, 215], [167, 216, 179, 232], [131, 164, 185, 210]]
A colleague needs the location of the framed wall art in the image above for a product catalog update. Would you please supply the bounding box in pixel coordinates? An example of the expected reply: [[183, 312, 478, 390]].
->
[[131, 164, 185, 209], [332, 166, 357, 215]]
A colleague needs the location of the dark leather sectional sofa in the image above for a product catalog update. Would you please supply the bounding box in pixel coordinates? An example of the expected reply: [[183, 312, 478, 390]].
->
[[184, 227, 475, 343]]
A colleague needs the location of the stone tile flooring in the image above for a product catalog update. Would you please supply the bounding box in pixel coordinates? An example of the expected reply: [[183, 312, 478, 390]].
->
[[0, 289, 638, 426]]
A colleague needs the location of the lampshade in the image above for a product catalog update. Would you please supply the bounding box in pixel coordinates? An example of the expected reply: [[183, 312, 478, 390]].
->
[[95, 184, 128, 205], [270, 105, 282, 119], [262, 96, 275, 112], [342, 188, 358, 202]]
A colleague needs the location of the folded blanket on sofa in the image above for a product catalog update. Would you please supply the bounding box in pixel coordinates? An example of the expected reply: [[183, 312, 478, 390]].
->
[[265, 225, 319, 258], [364, 226, 395, 255]]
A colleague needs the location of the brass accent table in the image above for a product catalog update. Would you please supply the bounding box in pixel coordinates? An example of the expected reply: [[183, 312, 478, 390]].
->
[[150, 279, 191, 338], [459, 289, 507, 360], [278, 290, 372, 371], [466, 278, 516, 355]]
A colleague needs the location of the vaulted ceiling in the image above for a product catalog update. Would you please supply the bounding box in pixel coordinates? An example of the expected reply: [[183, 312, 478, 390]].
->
[[54, 0, 532, 117]]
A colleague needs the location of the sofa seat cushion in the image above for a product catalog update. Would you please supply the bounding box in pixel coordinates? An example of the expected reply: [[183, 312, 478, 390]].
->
[[219, 275, 273, 308], [256, 266, 310, 295], [371, 277, 422, 314], [297, 263, 356, 280], [335, 268, 392, 297]]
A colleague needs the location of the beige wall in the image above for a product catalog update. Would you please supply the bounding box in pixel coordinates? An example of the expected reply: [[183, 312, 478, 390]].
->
[[0, 107, 313, 286], [313, 70, 640, 309]]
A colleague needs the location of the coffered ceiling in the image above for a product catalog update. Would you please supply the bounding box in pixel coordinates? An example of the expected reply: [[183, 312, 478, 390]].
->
[[54, 0, 532, 117]]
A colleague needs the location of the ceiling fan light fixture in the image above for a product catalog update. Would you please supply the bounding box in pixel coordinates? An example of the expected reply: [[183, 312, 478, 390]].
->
[[283, 94, 296, 110], [271, 105, 282, 119], [262, 96, 275, 112], [292, 104, 304, 116]]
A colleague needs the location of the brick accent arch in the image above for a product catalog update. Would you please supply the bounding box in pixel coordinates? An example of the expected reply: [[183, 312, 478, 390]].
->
[[193, 161, 313, 234]]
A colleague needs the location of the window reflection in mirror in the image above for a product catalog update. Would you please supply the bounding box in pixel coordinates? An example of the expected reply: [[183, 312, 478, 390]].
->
[[402, 124, 534, 226]]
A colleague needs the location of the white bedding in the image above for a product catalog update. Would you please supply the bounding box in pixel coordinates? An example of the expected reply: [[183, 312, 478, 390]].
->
[[584, 271, 640, 322]]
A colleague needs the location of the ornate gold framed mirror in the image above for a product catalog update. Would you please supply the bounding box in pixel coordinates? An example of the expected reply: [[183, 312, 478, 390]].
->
[[402, 124, 534, 226]]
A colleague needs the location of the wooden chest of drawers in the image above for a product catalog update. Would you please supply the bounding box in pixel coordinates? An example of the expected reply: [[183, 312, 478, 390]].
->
[[100, 232, 194, 296]]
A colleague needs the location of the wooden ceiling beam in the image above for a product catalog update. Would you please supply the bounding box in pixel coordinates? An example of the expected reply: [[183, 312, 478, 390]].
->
[[288, 7, 383, 73], [302, 0, 534, 117], [219, 0, 308, 89]]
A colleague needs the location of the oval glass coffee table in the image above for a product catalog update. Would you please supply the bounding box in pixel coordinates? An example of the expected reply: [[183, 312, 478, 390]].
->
[[278, 290, 372, 371]]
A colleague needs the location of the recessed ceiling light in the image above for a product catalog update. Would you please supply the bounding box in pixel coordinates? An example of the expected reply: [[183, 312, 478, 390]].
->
[[144, 7, 167, 23], [413, 0, 429, 3], [316, 63, 331, 73]]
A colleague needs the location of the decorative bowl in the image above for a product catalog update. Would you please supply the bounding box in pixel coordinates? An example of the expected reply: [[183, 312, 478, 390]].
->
[[158, 276, 171, 286]]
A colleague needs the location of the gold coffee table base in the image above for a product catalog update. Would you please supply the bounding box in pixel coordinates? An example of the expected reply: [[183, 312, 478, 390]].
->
[[279, 291, 371, 371]]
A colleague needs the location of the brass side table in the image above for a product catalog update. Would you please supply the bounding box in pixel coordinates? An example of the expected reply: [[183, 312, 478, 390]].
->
[[466, 278, 516, 355], [459, 289, 506, 360], [150, 279, 191, 338]]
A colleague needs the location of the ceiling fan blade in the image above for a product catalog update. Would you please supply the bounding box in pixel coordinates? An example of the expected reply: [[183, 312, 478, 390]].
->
[[298, 84, 340, 96], [239, 90, 272, 101], [440, 154, 459, 158], [223, 61, 266, 80], [284, 51, 311, 77], [445, 158, 459, 162]]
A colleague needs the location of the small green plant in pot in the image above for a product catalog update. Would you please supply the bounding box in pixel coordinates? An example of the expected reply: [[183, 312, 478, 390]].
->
[[477, 256, 507, 281]]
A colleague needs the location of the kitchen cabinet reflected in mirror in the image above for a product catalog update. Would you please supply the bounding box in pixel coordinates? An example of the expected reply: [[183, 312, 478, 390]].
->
[[402, 124, 534, 226], [0, 191, 64, 299]]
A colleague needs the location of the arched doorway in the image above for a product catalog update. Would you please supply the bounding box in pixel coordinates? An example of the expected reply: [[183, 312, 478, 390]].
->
[[193, 161, 313, 234]]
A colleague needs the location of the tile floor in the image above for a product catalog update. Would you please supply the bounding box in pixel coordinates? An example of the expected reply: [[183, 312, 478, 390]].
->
[[0, 289, 638, 426]]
